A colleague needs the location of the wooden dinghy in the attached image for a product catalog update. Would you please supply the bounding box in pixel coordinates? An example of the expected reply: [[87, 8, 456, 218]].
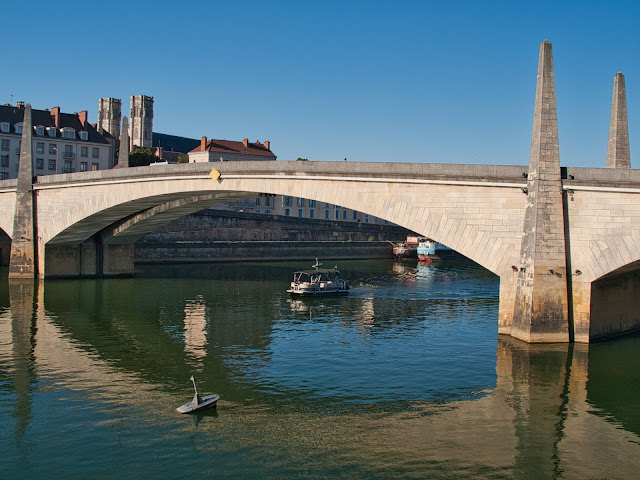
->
[[176, 375, 220, 414]]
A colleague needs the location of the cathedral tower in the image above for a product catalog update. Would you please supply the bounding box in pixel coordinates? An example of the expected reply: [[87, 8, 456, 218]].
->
[[129, 95, 154, 149], [97, 97, 122, 138]]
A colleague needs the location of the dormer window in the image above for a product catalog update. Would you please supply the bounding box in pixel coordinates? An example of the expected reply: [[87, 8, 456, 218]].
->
[[15, 123, 23, 134], [62, 128, 75, 140], [47, 127, 57, 137], [80, 131, 88, 141], [1, 122, 9, 133], [36, 125, 45, 136]]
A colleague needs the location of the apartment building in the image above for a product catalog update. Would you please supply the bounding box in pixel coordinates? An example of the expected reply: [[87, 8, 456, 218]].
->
[[0, 102, 115, 179]]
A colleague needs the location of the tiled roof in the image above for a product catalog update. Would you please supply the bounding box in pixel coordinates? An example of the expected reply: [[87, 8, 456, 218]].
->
[[0, 104, 109, 144], [190, 138, 275, 157]]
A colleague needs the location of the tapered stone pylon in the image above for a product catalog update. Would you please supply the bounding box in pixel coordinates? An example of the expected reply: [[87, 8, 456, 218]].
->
[[512, 41, 569, 343], [117, 116, 130, 168], [9, 104, 37, 278], [606, 72, 631, 168]]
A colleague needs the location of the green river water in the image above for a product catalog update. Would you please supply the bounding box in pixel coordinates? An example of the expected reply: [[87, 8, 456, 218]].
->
[[0, 259, 638, 479]]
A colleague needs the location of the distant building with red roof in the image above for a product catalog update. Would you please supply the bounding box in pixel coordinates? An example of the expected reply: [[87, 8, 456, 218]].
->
[[188, 136, 276, 163]]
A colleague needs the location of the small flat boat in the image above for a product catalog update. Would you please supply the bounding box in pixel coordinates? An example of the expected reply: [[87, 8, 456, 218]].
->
[[176, 375, 220, 414], [287, 259, 349, 296]]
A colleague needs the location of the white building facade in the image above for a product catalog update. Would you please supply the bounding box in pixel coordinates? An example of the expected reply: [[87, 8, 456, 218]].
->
[[0, 103, 114, 179]]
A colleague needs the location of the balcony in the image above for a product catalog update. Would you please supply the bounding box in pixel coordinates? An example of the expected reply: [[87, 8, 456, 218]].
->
[[62, 152, 75, 159]]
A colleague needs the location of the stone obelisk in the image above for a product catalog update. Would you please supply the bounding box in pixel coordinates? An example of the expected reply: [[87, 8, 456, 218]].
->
[[605, 72, 631, 169], [9, 104, 37, 278], [511, 41, 569, 343], [117, 116, 130, 168]]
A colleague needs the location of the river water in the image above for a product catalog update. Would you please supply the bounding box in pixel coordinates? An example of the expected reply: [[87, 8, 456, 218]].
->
[[0, 259, 638, 479]]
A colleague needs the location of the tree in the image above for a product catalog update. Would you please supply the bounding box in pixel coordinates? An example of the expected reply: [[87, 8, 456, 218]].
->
[[178, 153, 189, 163], [129, 148, 158, 167], [296, 157, 309, 162]]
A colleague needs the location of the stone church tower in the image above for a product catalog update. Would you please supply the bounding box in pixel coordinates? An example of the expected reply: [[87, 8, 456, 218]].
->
[[97, 97, 122, 138], [129, 95, 154, 149]]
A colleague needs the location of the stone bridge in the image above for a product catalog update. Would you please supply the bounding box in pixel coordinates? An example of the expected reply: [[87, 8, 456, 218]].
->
[[1, 41, 637, 344]]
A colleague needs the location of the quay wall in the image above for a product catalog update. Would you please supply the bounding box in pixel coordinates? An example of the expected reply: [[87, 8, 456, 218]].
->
[[135, 240, 393, 264], [135, 209, 410, 263]]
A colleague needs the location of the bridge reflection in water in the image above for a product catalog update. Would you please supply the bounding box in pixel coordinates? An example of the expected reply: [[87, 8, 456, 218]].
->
[[2, 272, 639, 478]]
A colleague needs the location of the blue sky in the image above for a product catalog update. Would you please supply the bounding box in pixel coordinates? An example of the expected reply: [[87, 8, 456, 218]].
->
[[2, 1, 638, 167]]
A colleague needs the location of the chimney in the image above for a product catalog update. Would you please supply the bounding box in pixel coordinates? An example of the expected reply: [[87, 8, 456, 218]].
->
[[16, 101, 25, 109], [264, 140, 270, 150], [50, 106, 60, 128], [200, 136, 207, 150], [242, 138, 248, 148], [79, 110, 88, 127]]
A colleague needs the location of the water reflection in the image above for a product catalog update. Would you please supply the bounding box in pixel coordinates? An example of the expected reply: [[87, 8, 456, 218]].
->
[[183, 295, 207, 361], [1, 262, 639, 478]]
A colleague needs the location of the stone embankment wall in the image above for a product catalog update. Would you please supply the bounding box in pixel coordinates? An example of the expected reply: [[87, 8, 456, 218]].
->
[[135, 209, 412, 263]]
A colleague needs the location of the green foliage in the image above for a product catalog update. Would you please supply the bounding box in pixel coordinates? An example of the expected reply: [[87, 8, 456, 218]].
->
[[178, 153, 189, 163], [129, 148, 158, 167], [296, 157, 309, 162]]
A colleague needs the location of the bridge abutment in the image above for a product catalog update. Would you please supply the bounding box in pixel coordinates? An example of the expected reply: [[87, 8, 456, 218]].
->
[[43, 238, 134, 278]]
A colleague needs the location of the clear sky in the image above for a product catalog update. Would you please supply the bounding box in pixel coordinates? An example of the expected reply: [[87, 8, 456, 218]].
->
[[2, 0, 638, 167]]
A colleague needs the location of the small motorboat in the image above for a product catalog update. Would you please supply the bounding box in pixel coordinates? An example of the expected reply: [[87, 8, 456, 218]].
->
[[176, 375, 220, 414], [287, 259, 349, 296]]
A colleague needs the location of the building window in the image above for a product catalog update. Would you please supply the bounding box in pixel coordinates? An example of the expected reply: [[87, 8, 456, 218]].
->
[[297, 198, 305, 207], [298, 208, 303, 217], [0, 172, 8, 180], [91, 163, 99, 170], [343, 210, 347, 220], [285, 208, 290, 216], [47, 127, 56, 137], [284, 196, 293, 207], [255, 197, 261, 206], [49, 143, 57, 154], [80, 131, 88, 141], [15, 123, 23, 134], [36, 142, 44, 154], [80, 162, 88, 171], [92, 148, 99, 158], [325, 203, 330, 208], [1, 139, 8, 151], [62, 128, 75, 139], [353, 211, 357, 220], [64, 145, 73, 158], [309, 200, 316, 207], [48, 159, 56, 170], [265, 197, 271, 207], [335, 210, 340, 219], [1, 154, 8, 167], [364, 214, 369, 223], [1, 123, 9, 133], [309, 209, 315, 218], [64, 161, 72, 173], [325, 209, 330, 219], [81, 147, 88, 157], [36, 126, 45, 136], [36, 158, 44, 169]]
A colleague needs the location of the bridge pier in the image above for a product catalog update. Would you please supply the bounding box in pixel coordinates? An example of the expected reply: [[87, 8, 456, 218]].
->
[[511, 41, 570, 343]]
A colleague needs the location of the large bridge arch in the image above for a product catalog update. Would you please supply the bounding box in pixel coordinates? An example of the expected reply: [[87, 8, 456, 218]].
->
[[33, 162, 529, 278]]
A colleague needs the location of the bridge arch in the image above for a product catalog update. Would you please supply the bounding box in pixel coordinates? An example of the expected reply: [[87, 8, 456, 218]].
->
[[31, 162, 527, 278]]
